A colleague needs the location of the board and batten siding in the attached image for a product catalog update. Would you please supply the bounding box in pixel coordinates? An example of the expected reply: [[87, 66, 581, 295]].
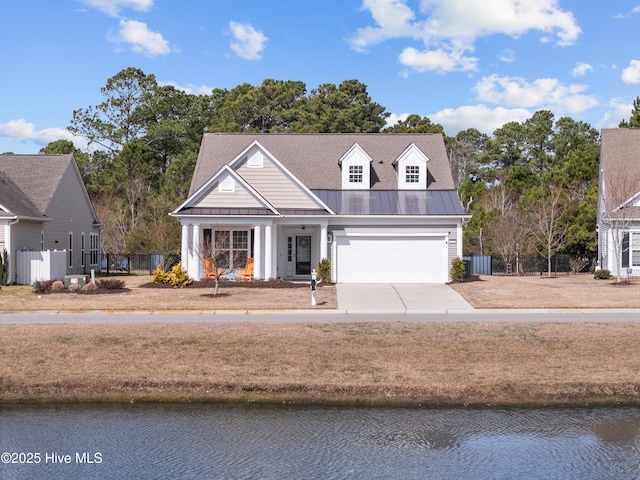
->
[[236, 155, 320, 210]]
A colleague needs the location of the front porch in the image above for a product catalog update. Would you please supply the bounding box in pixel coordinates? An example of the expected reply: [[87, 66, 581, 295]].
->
[[180, 219, 328, 281]]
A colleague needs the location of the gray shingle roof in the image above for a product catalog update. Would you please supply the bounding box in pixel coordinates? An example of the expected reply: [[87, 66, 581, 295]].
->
[[0, 154, 75, 216], [190, 133, 456, 196], [0, 171, 44, 218], [600, 128, 640, 215]]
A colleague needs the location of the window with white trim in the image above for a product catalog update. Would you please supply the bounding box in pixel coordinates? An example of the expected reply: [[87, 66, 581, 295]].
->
[[349, 165, 363, 183], [68, 232, 73, 268], [90, 233, 99, 266], [40, 231, 44, 251], [204, 228, 250, 269], [405, 165, 420, 183], [81, 233, 86, 267], [632, 232, 640, 267]]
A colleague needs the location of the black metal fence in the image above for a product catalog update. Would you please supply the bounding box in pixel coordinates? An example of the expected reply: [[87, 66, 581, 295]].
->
[[489, 254, 595, 276], [83, 252, 181, 276]]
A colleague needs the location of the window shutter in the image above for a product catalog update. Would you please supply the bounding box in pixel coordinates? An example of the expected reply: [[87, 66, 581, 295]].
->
[[622, 232, 630, 268]]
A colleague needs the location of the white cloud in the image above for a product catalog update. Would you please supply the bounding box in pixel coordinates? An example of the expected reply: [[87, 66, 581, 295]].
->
[[350, 0, 581, 73], [350, 0, 421, 53], [399, 46, 478, 73], [110, 19, 170, 57], [596, 100, 634, 130], [622, 60, 640, 84], [385, 112, 410, 128], [498, 49, 515, 63], [572, 62, 594, 77], [159, 81, 214, 96], [76, 0, 153, 17], [474, 75, 598, 113], [429, 105, 532, 136], [0, 119, 87, 150], [229, 21, 268, 60]]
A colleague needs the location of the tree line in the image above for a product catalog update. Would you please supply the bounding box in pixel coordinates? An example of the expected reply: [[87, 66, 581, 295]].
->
[[33, 67, 640, 262]]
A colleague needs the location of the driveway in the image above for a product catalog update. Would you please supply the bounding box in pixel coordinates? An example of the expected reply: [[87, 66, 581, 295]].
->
[[335, 283, 474, 313]]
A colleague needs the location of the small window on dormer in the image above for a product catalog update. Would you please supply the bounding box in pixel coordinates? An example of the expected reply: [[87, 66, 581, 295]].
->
[[219, 176, 234, 192], [349, 165, 363, 183], [406, 165, 420, 183]]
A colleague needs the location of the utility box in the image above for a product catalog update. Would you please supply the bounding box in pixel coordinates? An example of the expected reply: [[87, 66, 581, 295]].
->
[[64, 274, 89, 289]]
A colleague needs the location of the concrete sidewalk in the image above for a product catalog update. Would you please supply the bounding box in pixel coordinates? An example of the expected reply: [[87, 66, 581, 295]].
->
[[335, 283, 474, 313]]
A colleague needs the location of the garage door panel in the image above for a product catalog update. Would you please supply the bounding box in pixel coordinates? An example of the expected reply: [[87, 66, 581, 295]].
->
[[336, 235, 447, 283]]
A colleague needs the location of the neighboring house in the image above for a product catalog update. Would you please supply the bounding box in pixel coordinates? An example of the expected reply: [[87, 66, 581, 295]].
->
[[171, 133, 469, 284], [0, 154, 101, 284], [598, 128, 640, 278]]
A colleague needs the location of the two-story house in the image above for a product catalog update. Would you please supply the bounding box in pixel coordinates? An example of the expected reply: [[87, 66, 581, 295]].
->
[[171, 133, 469, 283]]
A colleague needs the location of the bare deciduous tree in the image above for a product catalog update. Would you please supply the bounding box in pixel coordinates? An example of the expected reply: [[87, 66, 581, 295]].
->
[[525, 183, 573, 277]]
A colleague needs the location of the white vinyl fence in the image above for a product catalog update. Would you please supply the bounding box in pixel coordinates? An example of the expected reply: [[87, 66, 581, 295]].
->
[[16, 250, 67, 285]]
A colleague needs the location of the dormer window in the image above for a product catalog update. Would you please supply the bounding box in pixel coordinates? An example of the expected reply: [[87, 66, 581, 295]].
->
[[349, 165, 363, 183], [339, 143, 372, 190], [405, 165, 420, 184], [394, 143, 429, 190]]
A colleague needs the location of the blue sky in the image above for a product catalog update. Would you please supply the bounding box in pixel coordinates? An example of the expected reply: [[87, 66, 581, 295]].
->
[[1, 0, 640, 154]]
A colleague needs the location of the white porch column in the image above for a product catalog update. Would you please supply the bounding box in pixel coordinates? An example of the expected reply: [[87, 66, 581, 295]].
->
[[181, 223, 190, 273], [457, 223, 463, 258], [264, 224, 273, 279], [254, 225, 262, 280], [320, 223, 328, 260], [192, 224, 201, 280]]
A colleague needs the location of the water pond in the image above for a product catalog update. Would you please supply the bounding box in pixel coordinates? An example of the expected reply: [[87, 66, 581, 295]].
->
[[1, 403, 639, 479]]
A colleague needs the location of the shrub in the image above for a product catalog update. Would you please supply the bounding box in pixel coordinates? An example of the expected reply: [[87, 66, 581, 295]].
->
[[317, 258, 331, 283], [170, 263, 192, 288], [51, 280, 65, 292], [68, 283, 80, 293], [594, 269, 611, 280], [82, 282, 98, 292], [450, 257, 466, 282], [152, 264, 171, 284], [97, 279, 126, 290], [0, 249, 8, 288], [33, 279, 56, 294]]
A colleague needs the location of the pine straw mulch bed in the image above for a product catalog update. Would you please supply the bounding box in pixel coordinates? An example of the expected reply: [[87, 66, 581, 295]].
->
[[0, 277, 337, 311]]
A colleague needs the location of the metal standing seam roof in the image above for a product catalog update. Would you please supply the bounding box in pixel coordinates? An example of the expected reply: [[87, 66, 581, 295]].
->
[[312, 190, 467, 216]]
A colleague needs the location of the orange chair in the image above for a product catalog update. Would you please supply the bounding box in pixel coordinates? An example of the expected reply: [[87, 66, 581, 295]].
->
[[204, 258, 223, 278], [239, 258, 254, 281], [203, 258, 215, 278]]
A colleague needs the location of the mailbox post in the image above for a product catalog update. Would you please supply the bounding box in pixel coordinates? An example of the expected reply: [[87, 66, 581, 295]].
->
[[311, 269, 318, 306]]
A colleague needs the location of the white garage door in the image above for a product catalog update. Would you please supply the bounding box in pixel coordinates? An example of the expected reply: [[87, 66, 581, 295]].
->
[[335, 235, 448, 283]]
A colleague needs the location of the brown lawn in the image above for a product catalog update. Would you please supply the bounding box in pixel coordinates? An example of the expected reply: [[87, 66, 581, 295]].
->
[[0, 276, 337, 312], [450, 274, 640, 309]]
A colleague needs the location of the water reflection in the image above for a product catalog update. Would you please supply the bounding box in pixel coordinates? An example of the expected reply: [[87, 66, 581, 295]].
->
[[1, 404, 640, 479]]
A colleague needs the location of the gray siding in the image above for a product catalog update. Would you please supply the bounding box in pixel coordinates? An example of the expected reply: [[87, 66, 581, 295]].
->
[[41, 161, 99, 274]]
